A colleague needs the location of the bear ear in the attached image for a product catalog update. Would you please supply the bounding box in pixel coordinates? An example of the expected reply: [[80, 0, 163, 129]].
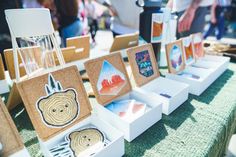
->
[[65, 89, 76, 99], [37, 98, 47, 112], [69, 132, 76, 141]]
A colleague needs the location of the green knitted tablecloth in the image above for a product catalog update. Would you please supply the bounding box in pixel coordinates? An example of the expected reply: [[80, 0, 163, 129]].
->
[[5, 63, 236, 157]]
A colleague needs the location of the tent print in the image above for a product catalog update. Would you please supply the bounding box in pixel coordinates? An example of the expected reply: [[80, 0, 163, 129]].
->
[[97, 60, 126, 96]]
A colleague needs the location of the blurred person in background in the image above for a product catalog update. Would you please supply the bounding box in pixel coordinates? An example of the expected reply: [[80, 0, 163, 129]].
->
[[203, 0, 232, 40], [96, 0, 141, 37], [23, 0, 42, 8], [85, 0, 98, 44], [167, 0, 214, 38], [0, 0, 23, 70], [54, 0, 83, 46]]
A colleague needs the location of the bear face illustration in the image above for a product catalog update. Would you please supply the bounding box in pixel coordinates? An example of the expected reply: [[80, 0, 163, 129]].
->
[[37, 89, 79, 127], [68, 128, 104, 156]]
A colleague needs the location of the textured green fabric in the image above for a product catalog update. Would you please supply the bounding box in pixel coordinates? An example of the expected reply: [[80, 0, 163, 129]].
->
[[3, 63, 236, 157]]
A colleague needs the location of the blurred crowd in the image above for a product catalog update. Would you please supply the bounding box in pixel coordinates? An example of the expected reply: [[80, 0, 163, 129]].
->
[[0, 0, 236, 66]]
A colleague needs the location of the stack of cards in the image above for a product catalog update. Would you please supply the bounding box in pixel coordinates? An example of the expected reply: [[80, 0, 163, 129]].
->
[[49, 125, 110, 157], [106, 100, 147, 123]]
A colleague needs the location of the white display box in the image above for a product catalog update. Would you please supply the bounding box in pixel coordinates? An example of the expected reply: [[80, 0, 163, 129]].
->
[[166, 66, 215, 96], [134, 77, 189, 115], [39, 114, 124, 157], [91, 90, 162, 142], [197, 55, 230, 75], [0, 80, 9, 94], [192, 55, 230, 84], [10, 148, 30, 157]]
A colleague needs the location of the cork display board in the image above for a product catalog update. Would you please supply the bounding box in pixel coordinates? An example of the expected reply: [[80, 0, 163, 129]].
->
[[84, 53, 132, 105], [182, 36, 195, 66], [191, 33, 205, 59], [4, 47, 42, 80], [17, 66, 92, 141], [0, 54, 5, 80], [110, 33, 139, 53], [66, 35, 90, 60], [54, 47, 76, 65], [127, 44, 160, 87], [166, 40, 186, 74], [0, 98, 24, 157]]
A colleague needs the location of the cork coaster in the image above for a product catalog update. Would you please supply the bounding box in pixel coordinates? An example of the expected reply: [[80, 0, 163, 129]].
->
[[17, 65, 92, 141], [191, 33, 205, 59], [68, 128, 104, 156], [165, 40, 186, 74], [4, 46, 43, 80], [6, 82, 22, 110], [84, 52, 132, 105], [182, 36, 195, 65], [66, 35, 90, 60], [4, 48, 26, 80], [54, 47, 77, 65], [126, 44, 160, 87], [110, 33, 139, 53], [0, 54, 5, 80], [0, 98, 24, 157]]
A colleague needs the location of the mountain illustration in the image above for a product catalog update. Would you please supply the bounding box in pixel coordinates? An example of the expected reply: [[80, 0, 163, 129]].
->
[[97, 60, 126, 95]]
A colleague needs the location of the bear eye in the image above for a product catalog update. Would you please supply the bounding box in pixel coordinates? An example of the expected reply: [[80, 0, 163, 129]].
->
[[83, 135, 86, 138], [65, 104, 68, 108], [52, 109, 56, 112]]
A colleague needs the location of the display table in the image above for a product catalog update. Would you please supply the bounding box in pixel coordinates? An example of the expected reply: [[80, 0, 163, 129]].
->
[[2, 62, 236, 157]]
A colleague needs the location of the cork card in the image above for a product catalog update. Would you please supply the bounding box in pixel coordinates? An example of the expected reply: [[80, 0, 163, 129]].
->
[[192, 33, 205, 59], [4, 48, 26, 80], [182, 36, 195, 66], [166, 40, 185, 74], [85, 53, 132, 105], [127, 44, 160, 87], [17, 66, 92, 141], [151, 13, 163, 43], [0, 98, 24, 157], [66, 35, 90, 60], [110, 33, 139, 53]]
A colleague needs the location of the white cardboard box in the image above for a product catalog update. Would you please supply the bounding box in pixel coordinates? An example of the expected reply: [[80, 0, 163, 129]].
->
[[91, 90, 162, 142], [197, 55, 230, 75], [10, 148, 30, 157], [16, 66, 124, 157], [126, 44, 189, 115], [166, 66, 215, 96], [40, 114, 124, 157], [134, 77, 189, 115], [0, 80, 9, 94], [84, 52, 162, 142]]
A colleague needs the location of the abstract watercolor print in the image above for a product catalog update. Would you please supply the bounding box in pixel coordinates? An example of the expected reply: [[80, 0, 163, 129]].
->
[[182, 37, 194, 65], [135, 50, 154, 77], [151, 13, 163, 43], [170, 45, 183, 71], [193, 34, 204, 58]]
